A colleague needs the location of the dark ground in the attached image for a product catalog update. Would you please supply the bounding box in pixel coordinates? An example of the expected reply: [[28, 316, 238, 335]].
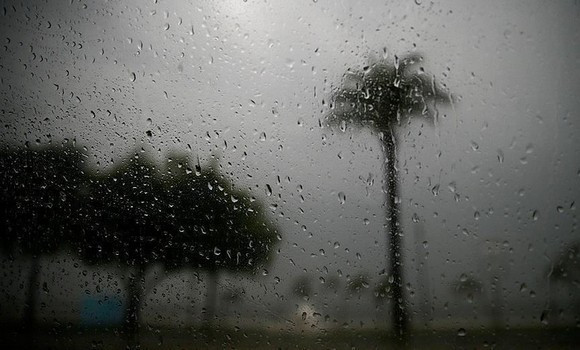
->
[[1, 324, 578, 349]]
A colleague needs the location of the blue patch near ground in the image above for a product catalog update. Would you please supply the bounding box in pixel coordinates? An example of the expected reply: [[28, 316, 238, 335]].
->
[[81, 295, 124, 326]]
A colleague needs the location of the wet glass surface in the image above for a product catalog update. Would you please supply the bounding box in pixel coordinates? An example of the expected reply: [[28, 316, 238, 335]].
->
[[1, 1, 579, 348]]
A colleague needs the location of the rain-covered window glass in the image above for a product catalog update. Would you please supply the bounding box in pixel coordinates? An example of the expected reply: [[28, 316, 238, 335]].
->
[[1, 1, 579, 349]]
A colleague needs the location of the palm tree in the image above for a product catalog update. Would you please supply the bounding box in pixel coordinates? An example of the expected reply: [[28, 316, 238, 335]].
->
[[326, 51, 451, 339], [347, 273, 370, 298], [291, 274, 313, 301], [452, 273, 483, 301]]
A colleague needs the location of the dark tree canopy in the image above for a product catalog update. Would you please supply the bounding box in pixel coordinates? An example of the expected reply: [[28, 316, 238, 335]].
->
[[327, 52, 451, 133], [0, 144, 87, 257], [292, 274, 312, 299], [347, 273, 370, 295], [76, 149, 278, 275], [161, 152, 278, 274], [76, 151, 168, 267]]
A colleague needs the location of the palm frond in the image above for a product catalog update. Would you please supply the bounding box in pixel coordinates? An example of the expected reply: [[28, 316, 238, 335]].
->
[[326, 51, 452, 134]]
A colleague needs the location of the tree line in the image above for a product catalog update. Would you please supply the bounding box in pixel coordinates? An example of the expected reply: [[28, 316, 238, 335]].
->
[[0, 143, 278, 346]]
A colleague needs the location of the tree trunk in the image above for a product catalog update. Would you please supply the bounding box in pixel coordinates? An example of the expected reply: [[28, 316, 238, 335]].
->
[[203, 271, 219, 327], [125, 265, 145, 349], [383, 130, 408, 341], [23, 256, 40, 331]]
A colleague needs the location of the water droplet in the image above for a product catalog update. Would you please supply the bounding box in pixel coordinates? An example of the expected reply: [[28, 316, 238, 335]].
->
[[526, 144, 534, 154], [412, 213, 420, 223], [540, 310, 549, 325], [338, 192, 346, 204], [497, 149, 504, 163], [470, 141, 479, 151], [431, 184, 440, 196], [333, 241, 340, 249], [213, 247, 221, 256], [448, 182, 456, 193], [457, 328, 466, 337], [259, 132, 267, 141], [130, 72, 136, 82], [532, 210, 539, 221], [474, 211, 480, 220]]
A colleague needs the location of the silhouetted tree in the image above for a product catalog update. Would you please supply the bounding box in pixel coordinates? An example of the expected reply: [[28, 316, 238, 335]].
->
[[159, 152, 278, 326], [551, 242, 580, 284], [322, 274, 341, 296], [453, 274, 482, 293], [347, 273, 370, 298], [326, 50, 450, 339], [451, 273, 483, 301], [0, 143, 87, 331], [75, 150, 168, 347], [292, 274, 313, 300], [549, 242, 580, 322]]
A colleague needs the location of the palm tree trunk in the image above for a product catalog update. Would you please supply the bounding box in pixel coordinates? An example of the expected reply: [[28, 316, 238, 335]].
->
[[383, 130, 408, 341], [204, 270, 219, 327], [23, 256, 40, 331], [125, 265, 145, 349]]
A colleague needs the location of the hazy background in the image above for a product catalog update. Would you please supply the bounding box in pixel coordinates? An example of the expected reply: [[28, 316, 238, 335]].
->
[[1, 0, 579, 336]]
